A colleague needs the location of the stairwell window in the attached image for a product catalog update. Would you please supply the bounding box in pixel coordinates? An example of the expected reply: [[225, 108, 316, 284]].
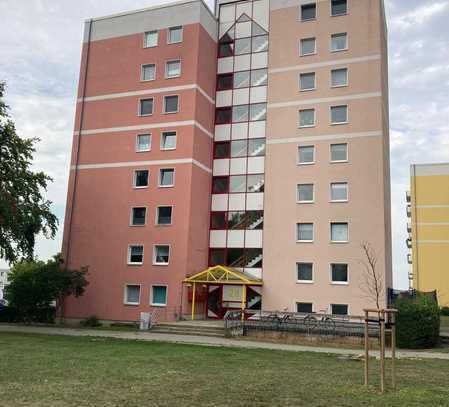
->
[[156, 206, 173, 225], [165, 60, 181, 78], [133, 170, 149, 188], [331, 68, 348, 87], [139, 98, 153, 116], [331, 0, 347, 16], [153, 245, 170, 265], [141, 64, 156, 81], [248, 138, 266, 156], [249, 103, 267, 121], [297, 223, 314, 242], [299, 72, 316, 91], [300, 3, 316, 21], [144, 30, 158, 48], [151, 285, 167, 306], [168, 26, 183, 44], [163, 95, 179, 113], [330, 222, 349, 243], [247, 174, 264, 193], [300, 37, 316, 56], [331, 263, 348, 284], [127, 245, 144, 265], [298, 145, 315, 165], [124, 284, 141, 305], [299, 109, 316, 127], [297, 263, 313, 283], [330, 105, 348, 124], [160, 131, 177, 150], [230, 175, 246, 193], [136, 134, 151, 152], [297, 302, 313, 313], [331, 33, 348, 52], [131, 207, 146, 226], [330, 182, 348, 202], [297, 184, 314, 203], [159, 168, 175, 187]]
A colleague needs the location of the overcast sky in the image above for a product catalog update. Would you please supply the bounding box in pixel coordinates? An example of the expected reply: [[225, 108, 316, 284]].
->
[[1, 0, 449, 289]]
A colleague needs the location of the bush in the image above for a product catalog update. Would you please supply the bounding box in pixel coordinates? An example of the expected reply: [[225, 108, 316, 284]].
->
[[395, 295, 440, 349], [0, 305, 55, 323], [440, 306, 449, 316], [80, 315, 102, 327]]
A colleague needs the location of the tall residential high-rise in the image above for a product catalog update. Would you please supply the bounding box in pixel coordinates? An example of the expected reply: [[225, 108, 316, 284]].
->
[[62, 0, 391, 323]]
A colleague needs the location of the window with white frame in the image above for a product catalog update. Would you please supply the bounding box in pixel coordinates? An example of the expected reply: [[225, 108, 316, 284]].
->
[[168, 26, 183, 44], [136, 134, 151, 152], [330, 222, 348, 242], [153, 245, 170, 265], [331, 0, 347, 16], [300, 37, 316, 56], [151, 285, 167, 306], [139, 98, 153, 116], [144, 30, 158, 48], [159, 168, 174, 187], [134, 170, 149, 188], [299, 109, 315, 127], [300, 72, 316, 91], [141, 64, 155, 81], [156, 206, 172, 225], [124, 284, 140, 305], [297, 302, 313, 313], [331, 263, 348, 283], [160, 131, 177, 150], [297, 223, 314, 242], [297, 262, 313, 282], [330, 143, 348, 162], [163, 95, 179, 113], [300, 3, 316, 21], [128, 245, 144, 265], [165, 60, 181, 78], [298, 146, 315, 164], [331, 105, 348, 124], [131, 207, 146, 226], [331, 303, 348, 315], [331, 68, 348, 87], [297, 184, 314, 203], [330, 182, 348, 201], [331, 33, 348, 52]]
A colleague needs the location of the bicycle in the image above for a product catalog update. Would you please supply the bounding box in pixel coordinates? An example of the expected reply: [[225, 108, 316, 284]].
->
[[303, 311, 336, 334]]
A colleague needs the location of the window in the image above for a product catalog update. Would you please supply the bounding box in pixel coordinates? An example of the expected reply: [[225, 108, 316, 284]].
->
[[230, 175, 246, 193], [211, 212, 227, 229], [301, 3, 316, 21], [141, 64, 155, 81], [247, 174, 264, 193], [297, 263, 313, 282], [168, 26, 183, 44], [219, 41, 234, 57], [331, 0, 347, 16], [248, 138, 266, 156], [139, 98, 153, 116], [133, 170, 149, 188], [330, 182, 348, 201], [124, 284, 140, 305], [215, 107, 232, 124], [300, 72, 316, 91], [250, 103, 267, 121], [128, 245, 144, 265], [330, 143, 348, 162], [151, 285, 167, 306], [331, 68, 348, 87], [231, 139, 247, 158], [156, 206, 172, 225], [160, 131, 176, 150], [298, 146, 315, 164], [297, 302, 313, 313], [163, 95, 179, 113], [212, 177, 229, 193], [159, 168, 174, 187], [252, 35, 268, 53], [299, 109, 315, 127], [131, 207, 146, 226], [136, 134, 151, 152], [217, 73, 233, 91], [297, 184, 314, 203], [297, 223, 314, 242], [209, 248, 226, 266], [153, 245, 170, 265], [331, 105, 348, 124], [144, 30, 158, 48], [331, 263, 348, 283], [251, 69, 268, 87], [234, 71, 250, 88], [165, 60, 181, 78], [331, 222, 348, 242], [331, 33, 348, 52], [300, 37, 316, 56], [214, 142, 230, 158], [235, 38, 251, 55], [331, 304, 348, 315], [233, 105, 249, 122]]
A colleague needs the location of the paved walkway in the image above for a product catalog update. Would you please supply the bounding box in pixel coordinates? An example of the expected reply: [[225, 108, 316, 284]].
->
[[1, 324, 448, 360]]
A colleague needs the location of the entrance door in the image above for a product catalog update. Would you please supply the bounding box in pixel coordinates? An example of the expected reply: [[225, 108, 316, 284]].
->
[[207, 285, 223, 318]]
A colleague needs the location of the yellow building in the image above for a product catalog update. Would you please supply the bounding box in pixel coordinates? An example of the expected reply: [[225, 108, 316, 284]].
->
[[407, 163, 449, 306]]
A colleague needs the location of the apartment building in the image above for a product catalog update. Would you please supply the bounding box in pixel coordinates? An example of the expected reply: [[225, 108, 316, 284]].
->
[[62, 0, 391, 323], [407, 163, 449, 306]]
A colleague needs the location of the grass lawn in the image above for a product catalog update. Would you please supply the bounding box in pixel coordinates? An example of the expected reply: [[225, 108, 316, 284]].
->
[[1, 333, 449, 407]]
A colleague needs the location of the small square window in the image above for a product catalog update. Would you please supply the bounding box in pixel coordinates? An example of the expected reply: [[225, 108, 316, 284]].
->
[[297, 223, 314, 242], [331, 33, 348, 52], [331, 68, 348, 87], [230, 175, 247, 193], [141, 64, 155, 81], [330, 143, 348, 162], [160, 131, 177, 150], [331, 0, 347, 16], [154, 245, 170, 265], [248, 138, 266, 156], [164, 95, 179, 113], [235, 38, 252, 55], [297, 184, 314, 203], [297, 263, 313, 282], [251, 69, 268, 87], [216, 107, 232, 124], [301, 3, 316, 21], [298, 146, 315, 164], [211, 212, 227, 229], [331, 222, 348, 242], [159, 168, 174, 187], [151, 285, 167, 306], [331, 263, 348, 283], [300, 37, 316, 56], [231, 139, 247, 158], [218, 41, 234, 57], [165, 60, 181, 78], [233, 105, 249, 122], [168, 26, 183, 44], [128, 245, 144, 265], [247, 174, 264, 193], [156, 206, 172, 225], [297, 302, 313, 313], [331, 304, 348, 315], [300, 72, 316, 91], [131, 207, 146, 226], [252, 35, 268, 53], [209, 248, 226, 266], [139, 98, 153, 116], [331, 105, 348, 124], [330, 182, 348, 201], [212, 177, 229, 193], [214, 142, 230, 158], [250, 103, 267, 121], [234, 71, 250, 88], [217, 73, 233, 90], [299, 109, 315, 127], [144, 31, 158, 48], [134, 170, 149, 188], [125, 284, 140, 304], [136, 134, 151, 152]]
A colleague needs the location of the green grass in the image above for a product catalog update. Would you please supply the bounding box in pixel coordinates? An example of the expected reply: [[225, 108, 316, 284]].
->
[[1, 333, 449, 407]]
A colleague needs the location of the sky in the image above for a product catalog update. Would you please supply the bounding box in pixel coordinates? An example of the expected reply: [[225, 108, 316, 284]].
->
[[1, 0, 449, 289]]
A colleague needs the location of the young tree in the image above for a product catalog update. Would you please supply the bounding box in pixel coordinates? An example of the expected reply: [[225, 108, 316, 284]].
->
[[0, 81, 58, 264], [359, 242, 384, 310]]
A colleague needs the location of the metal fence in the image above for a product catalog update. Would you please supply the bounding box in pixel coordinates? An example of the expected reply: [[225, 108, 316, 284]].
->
[[387, 288, 438, 306]]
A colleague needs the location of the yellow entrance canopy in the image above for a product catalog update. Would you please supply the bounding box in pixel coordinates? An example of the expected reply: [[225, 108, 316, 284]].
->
[[183, 265, 263, 286]]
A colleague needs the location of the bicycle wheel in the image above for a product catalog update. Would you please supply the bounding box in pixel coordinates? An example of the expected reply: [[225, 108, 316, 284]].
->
[[304, 315, 318, 330], [322, 317, 336, 333]]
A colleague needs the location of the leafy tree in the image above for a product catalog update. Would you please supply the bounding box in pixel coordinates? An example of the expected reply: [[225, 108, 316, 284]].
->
[[0, 81, 58, 264], [4, 255, 88, 322]]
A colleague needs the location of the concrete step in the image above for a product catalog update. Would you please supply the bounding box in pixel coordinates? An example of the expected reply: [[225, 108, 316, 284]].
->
[[150, 326, 224, 337]]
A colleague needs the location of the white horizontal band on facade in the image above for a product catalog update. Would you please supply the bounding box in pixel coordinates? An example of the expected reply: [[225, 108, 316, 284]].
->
[[266, 130, 382, 145], [77, 84, 215, 104], [71, 158, 212, 173], [416, 240, 449, 244], [416, 222, 449, 226], [74, 120, 214, 139], [268, 55, 381, 74], [270, 0, 328, 11], [267, 92, 382, 109], [415, 205, 449, 209]]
